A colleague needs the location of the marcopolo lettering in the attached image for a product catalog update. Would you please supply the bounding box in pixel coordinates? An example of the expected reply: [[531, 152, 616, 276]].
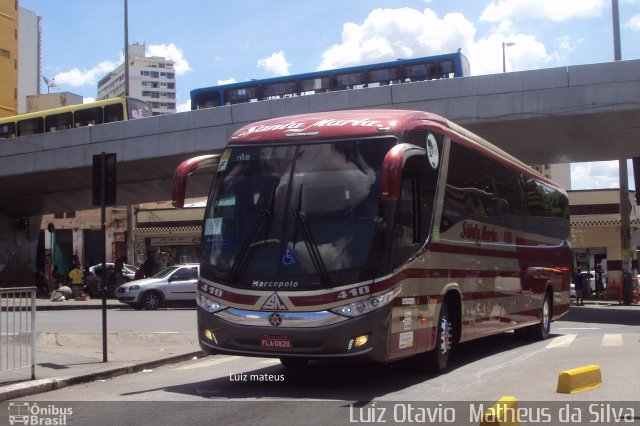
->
[[252, 280, 299, 288]]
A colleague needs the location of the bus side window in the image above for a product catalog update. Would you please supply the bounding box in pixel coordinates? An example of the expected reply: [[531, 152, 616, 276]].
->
[[104, 104, 124, 123], [45, 112, 73, 132], [17, 117, 43, 136], [0, 122, 16, 138], [393, 174, 420, 268], [74, 107, 103, 127]]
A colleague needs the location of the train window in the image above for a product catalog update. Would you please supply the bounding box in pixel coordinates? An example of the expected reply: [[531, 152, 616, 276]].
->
[[368, 67, 400, 86], [333, 72, 366, 89], [75, 107, 103, 127], [224, 86, 259, 104], [263, 81, 297, 98], [0, 122, 16, 138], [104, 104, 124, 123], [45, 112, 73, 132], [300, 77, 330, 94], [17, 117, 43, 136]]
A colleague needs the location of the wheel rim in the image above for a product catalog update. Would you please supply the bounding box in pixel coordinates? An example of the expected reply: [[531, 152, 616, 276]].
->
[[144, 293, 160, 309], [542, 297, 550, 330], [439, 315, 453, 355]]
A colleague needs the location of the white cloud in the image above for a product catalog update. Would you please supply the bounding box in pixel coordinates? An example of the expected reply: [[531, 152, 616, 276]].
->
[[53, 59, 120, 87], [570, 161, 635, 190], [480, 0, 606, 22], [625, 14, 640, 31], [257, 51, 291, 76], [176, 99, 191, 112], [318, 8, 476, 70], [317, 8, 553, 75], [83, 97, 96, 104], [217, 78, 236, 85], [147, 43, 191, 75]]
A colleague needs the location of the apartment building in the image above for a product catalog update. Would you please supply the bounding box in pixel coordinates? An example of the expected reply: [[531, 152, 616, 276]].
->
[[97, 43, 176, 115]]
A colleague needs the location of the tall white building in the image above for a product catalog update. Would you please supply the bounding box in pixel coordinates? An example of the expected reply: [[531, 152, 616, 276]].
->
[[97, 43, 176, 115], [17, 7, 41, 114], [531, 163, 571, 190]]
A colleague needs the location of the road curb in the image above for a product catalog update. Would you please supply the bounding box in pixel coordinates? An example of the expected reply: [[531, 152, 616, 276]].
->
[[0, 350, 205, 401]]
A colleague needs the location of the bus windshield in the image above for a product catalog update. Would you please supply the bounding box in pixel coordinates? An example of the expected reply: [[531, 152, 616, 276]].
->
[[202, 138, 396, 289]]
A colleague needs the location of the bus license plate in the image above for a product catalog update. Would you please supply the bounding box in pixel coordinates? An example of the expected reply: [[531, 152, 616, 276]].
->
[[260, 335, 293, 350]]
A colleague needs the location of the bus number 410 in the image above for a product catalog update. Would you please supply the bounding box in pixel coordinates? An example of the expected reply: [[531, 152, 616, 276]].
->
[[338, 285, 370, 300]]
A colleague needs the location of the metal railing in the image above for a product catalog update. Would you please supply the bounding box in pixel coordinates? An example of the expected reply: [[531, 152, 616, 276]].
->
[[0, 287, 36, 380]]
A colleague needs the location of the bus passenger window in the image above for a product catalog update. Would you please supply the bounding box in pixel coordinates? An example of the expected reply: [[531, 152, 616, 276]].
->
[[45, 112, 73, 132], [300, 77, 330, 94], [17, 117, 43, 136], [74, 107, 103, 127], [333, 72, 366, 89], [0, 122, 16, 138], [104, 104, 124, 123]]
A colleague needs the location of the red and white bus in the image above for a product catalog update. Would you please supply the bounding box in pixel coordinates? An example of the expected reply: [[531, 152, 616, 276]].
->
[[173, 109, 571, 372]]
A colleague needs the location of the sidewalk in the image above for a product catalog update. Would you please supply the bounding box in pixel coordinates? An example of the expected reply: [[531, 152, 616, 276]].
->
[[0, 297, 204, 401]]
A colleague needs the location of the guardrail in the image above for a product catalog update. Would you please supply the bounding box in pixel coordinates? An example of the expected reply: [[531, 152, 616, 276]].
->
[[0, 287, 36, 380]]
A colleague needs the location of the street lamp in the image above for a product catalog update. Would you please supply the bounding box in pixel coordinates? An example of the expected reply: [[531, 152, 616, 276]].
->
[[502, 42, 516, 73]]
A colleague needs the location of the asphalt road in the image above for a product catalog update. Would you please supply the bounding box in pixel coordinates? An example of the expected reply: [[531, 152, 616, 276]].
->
[[11, 305, 640, 425]]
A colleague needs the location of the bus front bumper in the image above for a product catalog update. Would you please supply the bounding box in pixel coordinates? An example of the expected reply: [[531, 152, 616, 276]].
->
[[197, 305, 391, 362]]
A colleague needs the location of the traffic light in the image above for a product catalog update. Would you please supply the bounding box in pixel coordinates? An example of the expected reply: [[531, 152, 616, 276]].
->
[[92, 153, 117, 206]]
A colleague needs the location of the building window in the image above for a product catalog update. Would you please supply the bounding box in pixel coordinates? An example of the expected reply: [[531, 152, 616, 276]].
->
[[0, 49, 10, 59]]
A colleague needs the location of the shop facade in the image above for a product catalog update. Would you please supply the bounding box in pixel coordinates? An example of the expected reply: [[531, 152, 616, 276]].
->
[[569, 189, 639, 285], [133, 206, 204, 271]]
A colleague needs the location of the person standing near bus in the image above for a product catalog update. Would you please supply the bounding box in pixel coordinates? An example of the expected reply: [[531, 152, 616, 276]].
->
[[574, 268, 585, 306], [595, 265, 605, 299]]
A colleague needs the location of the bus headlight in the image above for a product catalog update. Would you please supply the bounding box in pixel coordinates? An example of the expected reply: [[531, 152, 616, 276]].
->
[[197, 294, 228, 313], [330, 288, 397, 318]]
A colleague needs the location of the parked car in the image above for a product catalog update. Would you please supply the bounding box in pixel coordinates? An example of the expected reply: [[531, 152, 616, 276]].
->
[[84, 263, 139, 297], [115, 264, 199, 310]]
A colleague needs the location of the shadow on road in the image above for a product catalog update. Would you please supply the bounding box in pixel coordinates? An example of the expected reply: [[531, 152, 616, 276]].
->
[[561, 304, 640, 327]]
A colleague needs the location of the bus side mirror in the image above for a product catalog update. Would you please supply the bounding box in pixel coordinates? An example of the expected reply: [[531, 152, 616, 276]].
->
[[380, 143, 426, 202], [172, 154, 220, 208]]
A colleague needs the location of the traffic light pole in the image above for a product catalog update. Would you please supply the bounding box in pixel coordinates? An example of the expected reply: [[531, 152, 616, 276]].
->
[[100, 152, 108, 362]]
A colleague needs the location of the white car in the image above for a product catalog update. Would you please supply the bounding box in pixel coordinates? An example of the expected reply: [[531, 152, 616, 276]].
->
[[115, 264, 199, 310]]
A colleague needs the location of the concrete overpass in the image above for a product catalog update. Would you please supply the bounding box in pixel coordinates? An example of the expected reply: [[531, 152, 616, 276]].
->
[[2, 58, 640, 219]]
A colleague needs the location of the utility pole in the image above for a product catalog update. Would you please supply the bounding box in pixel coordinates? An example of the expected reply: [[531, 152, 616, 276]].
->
[[612, 0, 633, 302], [124, 0, 130, 97]]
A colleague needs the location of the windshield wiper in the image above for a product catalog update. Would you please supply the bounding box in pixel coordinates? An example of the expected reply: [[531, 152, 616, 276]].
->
[[228, 185, 277, 282], [293, 184, 331, 287]]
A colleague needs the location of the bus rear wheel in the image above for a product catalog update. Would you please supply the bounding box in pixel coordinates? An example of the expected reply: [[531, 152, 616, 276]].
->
[[530, 293, 551, 340], [424, 301, 453, 373]]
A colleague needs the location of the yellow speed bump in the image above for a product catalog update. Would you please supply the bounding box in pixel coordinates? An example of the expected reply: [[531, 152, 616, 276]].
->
[[556, 365, 602, 394], [480, 396, 520, 426]]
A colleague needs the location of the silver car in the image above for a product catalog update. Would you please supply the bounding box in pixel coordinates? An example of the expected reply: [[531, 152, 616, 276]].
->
[[115, 264, 199, 310]]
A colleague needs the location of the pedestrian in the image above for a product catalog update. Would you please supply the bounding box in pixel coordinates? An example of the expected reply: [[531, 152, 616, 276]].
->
[[595, 265, 605, 299], [68, 262, 84, 297], [114, 256, 125, 286], [574, 268, 584, 306], [142, 252, 157, 278]]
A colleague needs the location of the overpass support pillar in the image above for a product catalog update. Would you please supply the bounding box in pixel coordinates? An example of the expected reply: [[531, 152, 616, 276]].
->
[[0, 211, 42, 287]]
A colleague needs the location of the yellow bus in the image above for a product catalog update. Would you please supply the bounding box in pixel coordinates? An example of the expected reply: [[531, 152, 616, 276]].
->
[[0, 97, 153, 139]]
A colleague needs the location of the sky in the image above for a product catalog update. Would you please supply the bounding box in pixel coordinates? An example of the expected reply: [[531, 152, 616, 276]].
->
[[18, 0, 640, 190]]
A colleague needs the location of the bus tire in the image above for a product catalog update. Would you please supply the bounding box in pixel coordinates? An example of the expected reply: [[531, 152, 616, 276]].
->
[[529, 293, 551, 340], [425, 301, 453, 373], [279, 357, 308, 369]]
